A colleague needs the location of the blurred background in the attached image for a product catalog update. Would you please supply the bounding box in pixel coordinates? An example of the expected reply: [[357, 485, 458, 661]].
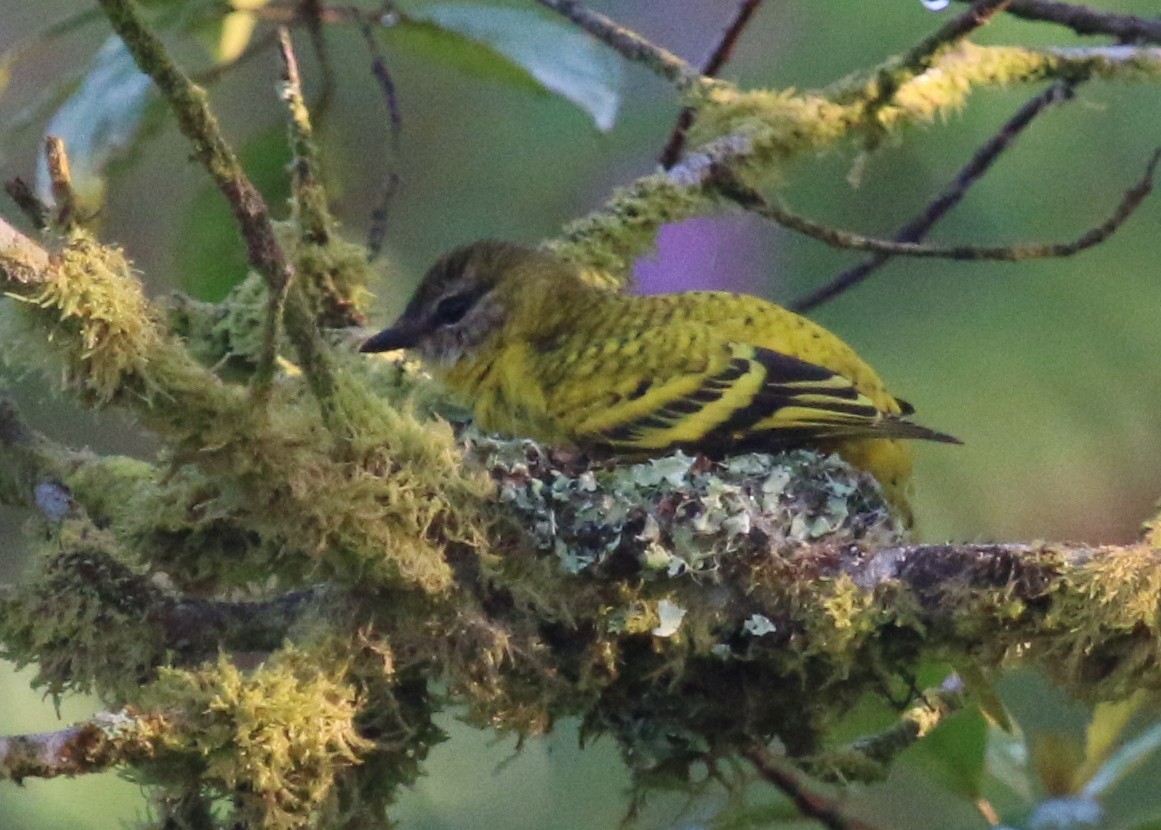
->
[[2, 1, 1160, 827]]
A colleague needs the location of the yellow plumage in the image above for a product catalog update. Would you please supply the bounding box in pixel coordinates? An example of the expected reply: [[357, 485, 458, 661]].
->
[[361, 241, 958, 524]]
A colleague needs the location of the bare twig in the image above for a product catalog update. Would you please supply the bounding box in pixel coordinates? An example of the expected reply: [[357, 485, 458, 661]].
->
[[951, 0, 1161, 44], [713, 148, 1158, 262], [357, 18, 403, 261], [901, 0, 1017, 74], [792, 79, 1079, 312], [659, 0, 765, 168], [3, 179, 50, 232], [0, 215, 51, 271], [367, 172, 399, 263], [0, 717, 160, 781], [43, 137, 78, 230], [742, 743, 885, 830], [297, 0, 337, 122], [532, 0, 701, 88]]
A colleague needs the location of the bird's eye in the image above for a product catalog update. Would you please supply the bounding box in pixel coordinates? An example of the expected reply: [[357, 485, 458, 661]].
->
[[433, 293, 476, 326]]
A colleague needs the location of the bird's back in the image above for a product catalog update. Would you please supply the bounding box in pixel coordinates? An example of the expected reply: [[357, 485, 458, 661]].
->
[[521, 288, 929, 524]]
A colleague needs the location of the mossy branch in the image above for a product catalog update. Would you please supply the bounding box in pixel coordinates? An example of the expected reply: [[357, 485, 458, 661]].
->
[[548, 42, 1161, 280], [94, 0, 355, 431]]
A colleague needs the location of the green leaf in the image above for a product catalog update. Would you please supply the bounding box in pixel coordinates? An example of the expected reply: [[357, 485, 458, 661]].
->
[[404, 3, 622, 131], [37, 36, 154, 212], [901, 706, 989, 799], [994, 668, 1092, 797], [849, 753, 993, 830]]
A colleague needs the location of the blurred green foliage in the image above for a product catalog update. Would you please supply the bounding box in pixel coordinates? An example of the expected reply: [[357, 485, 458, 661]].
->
[[3, 1, 1161, 828]]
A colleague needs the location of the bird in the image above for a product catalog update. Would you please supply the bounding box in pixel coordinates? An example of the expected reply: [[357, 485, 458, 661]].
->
[[360, 241, 959, 524]]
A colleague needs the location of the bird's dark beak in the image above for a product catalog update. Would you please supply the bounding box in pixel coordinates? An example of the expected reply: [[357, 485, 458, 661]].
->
[[359, 320, 422, 353]]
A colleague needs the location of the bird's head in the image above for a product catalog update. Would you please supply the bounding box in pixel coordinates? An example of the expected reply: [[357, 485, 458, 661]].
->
[[359, 240, 562, 368]]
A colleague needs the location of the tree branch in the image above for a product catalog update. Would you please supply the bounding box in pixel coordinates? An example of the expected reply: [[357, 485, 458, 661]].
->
[[712, 149, 1158, 262], [532, 0, 701, 88], [742, 743, 885, 830], [659, 0, 765, 168], [952, 0, 1161, 44], [95, 0, 346, 429], [0, 715, 161, 782], [792, 78, 1080, 312]]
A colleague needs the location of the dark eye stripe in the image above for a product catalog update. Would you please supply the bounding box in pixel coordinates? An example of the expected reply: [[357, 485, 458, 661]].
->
[[432, 287, 488, 327]]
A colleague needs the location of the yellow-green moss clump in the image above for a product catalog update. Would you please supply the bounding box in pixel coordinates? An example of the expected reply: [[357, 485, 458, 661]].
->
[[139, 649, 370, 830], [547, 177, 704, 287], [0, 523, 167, 701], [1, 231, 491, 592], [14, 231, 164, 404], [280, 225, 374, 328], [1036, 544, 1161, 698]]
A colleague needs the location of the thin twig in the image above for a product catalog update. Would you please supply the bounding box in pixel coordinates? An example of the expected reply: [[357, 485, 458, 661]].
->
[[659, 0, 764, 168], [845, 685, 964, 768], [358, 17, 403, 261], [367, 172, 399, 263], [741, 744, 885, 830], [3, 179, 49, 233], [95, 0, 293, 299], [279, 27, 329, 245], [297, 0, 337, 123], [713, 148, 1158, 262], [247, 27, 314, 401], [872, 0, 1017, 113], [899, 0, 1018, 77], [532, 0, 701, 88], [43, 137, 78, 231], [96, 0, 346, 430], [951, 0, 1161, 44], [792, 79, 1079, 312]]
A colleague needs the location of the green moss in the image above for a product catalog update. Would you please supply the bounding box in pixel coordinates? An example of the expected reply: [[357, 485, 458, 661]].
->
[[1036, 544, 1161, 698], [64, 454, 158, 529], [111, 377, 493, 592], [139, 649, 370, 830], [547, 177, 705, 286], [0, 523, 167, 700], [13, 231, 163, 404], [280, 225, 374, 328]]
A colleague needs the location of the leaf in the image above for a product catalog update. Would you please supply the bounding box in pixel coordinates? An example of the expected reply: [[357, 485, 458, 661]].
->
[[994, 668, 1091, 797], [1081, 720, 1161, 799], [1077, 692, 1147, 789], [404, 3, 622, 131], [217, 0, 272, 62], [218, 11, 259, 64], [849, 752, 993, 830], [901, 706, 989, 799], [37, 36, 154, 212]]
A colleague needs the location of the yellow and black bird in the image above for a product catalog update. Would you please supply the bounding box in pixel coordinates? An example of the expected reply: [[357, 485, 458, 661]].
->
[[361, 241, 958, 522]]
